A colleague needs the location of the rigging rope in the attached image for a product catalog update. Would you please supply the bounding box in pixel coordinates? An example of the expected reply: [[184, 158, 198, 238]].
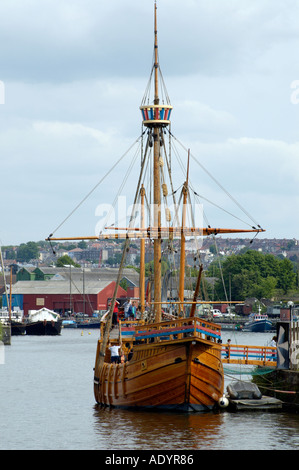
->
[[48, 134, 144, 237], [189, 186, 255, 228], [167, 134, 251, 235], [168, 130, 263, 230], [58, 266, 95, 315], [99, 140, 141, 233], [141, 47, 171, 106]]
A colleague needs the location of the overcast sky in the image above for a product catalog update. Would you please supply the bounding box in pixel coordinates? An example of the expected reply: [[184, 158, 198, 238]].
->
[[0, 0, 298, 247]]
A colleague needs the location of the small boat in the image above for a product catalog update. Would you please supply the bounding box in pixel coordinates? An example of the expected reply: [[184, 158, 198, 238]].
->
[[25, 308, 62, 335], [77, 319, 101, 329], [244, 312, 273, 332], [220, 381, 283, 411], [62, 319, 77, 329]]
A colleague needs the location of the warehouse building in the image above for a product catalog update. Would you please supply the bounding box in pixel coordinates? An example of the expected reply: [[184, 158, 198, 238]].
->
[[5, 267, 141, 316]]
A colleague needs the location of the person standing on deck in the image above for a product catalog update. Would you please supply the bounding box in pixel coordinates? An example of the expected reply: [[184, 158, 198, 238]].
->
[[109, 342, 121, 363], [112, 300, 119, 327], [123, 300, 130, 320], [225, 339, 231, 358]]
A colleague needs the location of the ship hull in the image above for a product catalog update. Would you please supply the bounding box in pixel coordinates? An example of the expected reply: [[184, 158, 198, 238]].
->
[[245, 320, 273, 332], [11, 321, 26, 335], [77, 321, 101, 329], [25, 320, 62, 336], [94, 337, 224, 412]]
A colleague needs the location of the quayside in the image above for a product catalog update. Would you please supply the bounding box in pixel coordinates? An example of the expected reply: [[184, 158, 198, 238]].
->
[[47, 2, 265, 412]]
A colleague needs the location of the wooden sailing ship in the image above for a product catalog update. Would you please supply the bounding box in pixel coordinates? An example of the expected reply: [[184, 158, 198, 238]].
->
[[92, 3, 265, 412], [48, 2, 264, 411]]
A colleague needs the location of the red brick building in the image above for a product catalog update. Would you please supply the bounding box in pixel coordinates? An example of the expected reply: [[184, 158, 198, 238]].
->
[[11, 279, 128, 316]]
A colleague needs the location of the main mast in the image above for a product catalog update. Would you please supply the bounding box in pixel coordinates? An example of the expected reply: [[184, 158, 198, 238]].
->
[[153, 2, 162, 322], [140, 2, 173, 323]]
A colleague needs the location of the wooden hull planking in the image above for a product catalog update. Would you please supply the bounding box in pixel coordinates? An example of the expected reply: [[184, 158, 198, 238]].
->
[[94, 337, 224, 412]]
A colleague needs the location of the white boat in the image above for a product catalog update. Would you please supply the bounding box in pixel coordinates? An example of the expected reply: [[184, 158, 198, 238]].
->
[[26, 307, 62, 335], [0, 307, 26, 335], [0, 307, 24, 323]]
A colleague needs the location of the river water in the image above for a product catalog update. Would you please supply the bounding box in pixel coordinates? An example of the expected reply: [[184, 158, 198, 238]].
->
[[0, 328, 298, 451]]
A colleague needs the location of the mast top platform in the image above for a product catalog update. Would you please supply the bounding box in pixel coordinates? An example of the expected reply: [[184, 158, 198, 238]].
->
[[140, 104, 173, 127], [140, 1, 172, 128]]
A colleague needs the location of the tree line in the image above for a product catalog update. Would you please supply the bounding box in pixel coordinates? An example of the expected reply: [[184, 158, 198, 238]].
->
[[205, 249, 297, 300]]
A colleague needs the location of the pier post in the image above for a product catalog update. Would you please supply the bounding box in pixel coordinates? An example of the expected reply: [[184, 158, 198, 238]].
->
[[0, 323, 11, 346]]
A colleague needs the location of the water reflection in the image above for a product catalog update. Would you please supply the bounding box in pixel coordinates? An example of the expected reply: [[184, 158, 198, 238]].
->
[[92, 404, 299, 450], [93, 406, 225, 450], [2, 329, 298, 450]]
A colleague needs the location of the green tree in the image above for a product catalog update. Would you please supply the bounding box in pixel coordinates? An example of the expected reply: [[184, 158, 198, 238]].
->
[[212, 250, 295, 300], [246, 276, 277, 299], [78, 241, 87, 249], [120, 279, 128, 291], [56, 255, 80, 268], [107, 253, 123, 266], [209, 245, 217, 255], [2, 246, 16, 260], [277, 258, 296, 294], [17, 241, 39, 262]]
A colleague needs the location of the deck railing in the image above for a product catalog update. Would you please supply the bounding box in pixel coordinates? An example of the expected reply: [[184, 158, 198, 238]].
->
[[222, 343, 277, 366], [102, 318, 279, 367], [119, 320, 144, 340], [128, 317, 222, 344]]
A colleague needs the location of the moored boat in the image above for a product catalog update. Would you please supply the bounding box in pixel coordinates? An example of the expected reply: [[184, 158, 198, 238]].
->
[[76, 317, 101, 328], [11, 320, 26, 336], [221, 381, 283, 411], [0, 308, 26, 336], [25, 308, 62, 335], [244, 313, 273, 332], [62, 319, 77, 329]]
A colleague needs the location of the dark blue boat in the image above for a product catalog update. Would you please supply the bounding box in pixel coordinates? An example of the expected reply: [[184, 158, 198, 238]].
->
[[244, 313, 273, 332]]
